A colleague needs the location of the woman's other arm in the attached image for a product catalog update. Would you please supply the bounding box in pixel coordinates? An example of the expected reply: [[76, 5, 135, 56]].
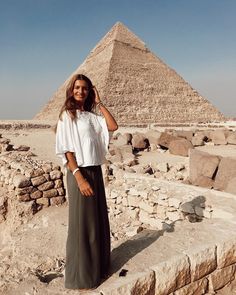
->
[[65, 152, 94, 197]]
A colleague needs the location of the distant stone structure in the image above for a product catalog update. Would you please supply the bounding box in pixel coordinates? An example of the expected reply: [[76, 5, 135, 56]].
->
[[35, 22, 225, 123]]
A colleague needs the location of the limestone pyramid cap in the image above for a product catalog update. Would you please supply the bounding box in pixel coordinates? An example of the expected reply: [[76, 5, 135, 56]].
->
[[90, 21, 148, 56]]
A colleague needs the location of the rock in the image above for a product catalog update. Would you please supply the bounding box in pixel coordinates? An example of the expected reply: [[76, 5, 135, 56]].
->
[[208, 264, 236, 291], [169, 138, 193, 157], [173, 130, 194, 141], [13, 174, 31, 188], [38, 181, 55, 191], [214, 157, 236, 193], [25, 168, 45, 178], [42, 164, 53, 173], [191, 132, 207, 147], [227, 131, 236, 145], [156, 162, 169, 173], [43, 189, 58, 198], [158, 132, 179, 149], [54, 179, 63, 188], [50, 196, 66, 206], [152, 255, 190, 294], [194, 176, 214, 189], [17, 193, 30, 202], [145, 130, 161, 145], [57, 187, 65, 196], [184, 245, 217, 281], [16, 186, 34, 195], [30, 190, 43, 199], [14, 145, 30, 151], [31, 175, 47, 186], [36, 197, 49, 207], [210, 129, 227, 145], [49, 170, 63, 180], [132, 133, 149, 149], [189, 149, 220, 185], [174, 278, 208, 295]]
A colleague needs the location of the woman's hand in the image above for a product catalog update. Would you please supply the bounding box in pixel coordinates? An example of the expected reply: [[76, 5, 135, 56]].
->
[[77, 179, 94, 197], [93, 86, 101, 104]]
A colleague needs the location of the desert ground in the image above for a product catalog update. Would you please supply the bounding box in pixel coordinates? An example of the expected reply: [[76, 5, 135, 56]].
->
[[0, 121, 236, 294]]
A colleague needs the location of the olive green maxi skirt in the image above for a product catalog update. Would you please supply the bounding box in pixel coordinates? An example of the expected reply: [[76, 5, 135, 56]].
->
[[65, 165, 110, 289]]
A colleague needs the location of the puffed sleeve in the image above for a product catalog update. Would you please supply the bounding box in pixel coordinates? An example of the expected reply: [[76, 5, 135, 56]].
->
[[55, 111, 75, 166], [95, 114, 110, 153]]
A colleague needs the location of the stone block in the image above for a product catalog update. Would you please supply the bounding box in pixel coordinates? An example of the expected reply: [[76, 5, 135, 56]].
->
[[184, 245, 217, 281], [217, 238, 236, 268], [57, 187, 65, 196], [173, 130, 194, 141], [16, 186, 34, 195], [214, 157, 236, 193], [38, 181, 55, 191], [31, 175, 47, 186], [151, 254, 190, 295], [25, 168, 44, 178], [158, 132, 179, 149], [54, 179, 63, 189], [30, 190, 43, 200], [17, 193, 31, 202], [36, 197, 49, 207], [169, 138, 193, 157], [132, 133, 149, 149], [227, 131, 236, 145], [13, 174, 31, 188], [174, 278, 208, 295], [208, 264, 236, 291], [211, 129, 227, 145], [49, 170, 63, 180], [189, 149, 220, 184], [43, 189, 58, 198], [50, 196, 65, 206], [100, 270, 155, 295]]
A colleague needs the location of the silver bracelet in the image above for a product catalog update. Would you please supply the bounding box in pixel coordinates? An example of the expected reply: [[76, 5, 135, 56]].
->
[[72, 167, 80, 175]]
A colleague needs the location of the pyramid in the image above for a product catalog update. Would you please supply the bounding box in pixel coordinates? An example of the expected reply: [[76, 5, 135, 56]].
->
[[35, 22, 225, 123]]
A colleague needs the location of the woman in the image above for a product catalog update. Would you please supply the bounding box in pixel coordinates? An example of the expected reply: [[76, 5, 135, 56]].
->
[[55, 74, 118, 290]]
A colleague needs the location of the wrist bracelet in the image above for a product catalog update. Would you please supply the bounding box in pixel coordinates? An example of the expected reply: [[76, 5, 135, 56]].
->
[[72, 167, 80, 175], [96, 101, 104, 107]]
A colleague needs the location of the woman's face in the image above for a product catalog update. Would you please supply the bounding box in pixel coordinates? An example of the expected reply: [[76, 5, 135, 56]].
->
[[73, 79, 89, 103]]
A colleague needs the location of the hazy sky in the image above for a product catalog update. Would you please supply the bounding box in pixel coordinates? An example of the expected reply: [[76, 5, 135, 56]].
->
[[0, 0, 235, 119]]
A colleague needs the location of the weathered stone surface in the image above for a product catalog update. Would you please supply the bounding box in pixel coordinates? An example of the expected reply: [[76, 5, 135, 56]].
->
[[38, 181, 55, 191], [16, 186, 34, 195], [189, 149, 220, 184], [193, 176, 214, 189], [57, 187, 65, 196], [169, 138, 193, 157], [217, 238, 236, 268], [42, 163, 52, 173], [13, 174, 31, 188], [208, 264, 236, 291], [227, 131, 236, 145], [158, 132, 178, 149], [25, 168, 45, 178], [54, 179, 63, 188], [17, 194, 31, 202], [100, 270, 155, 295], [226, 177, 236, 194], [214, 157, 236, 193], [174, 278, 208, 295], [173, 130, 194, 142], [50, 196, 65, 206], [31, 175, 47, 186], [191, 133, 205, 147], [30, 190, 43, 200], [49, 170, 63, 180], [211, 129, 227, 145], [131, 133, 149, 149], [114, 133, 132, 146], [43, 189, 58, 198], [36, 197, 49, 207], [151, 255, 190, 295], [184, 245, 217, 281], [145, 130, 161, 145]]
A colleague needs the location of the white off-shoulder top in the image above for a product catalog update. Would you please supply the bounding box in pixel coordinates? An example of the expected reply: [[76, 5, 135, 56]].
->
[[55, 110, 109, 167]]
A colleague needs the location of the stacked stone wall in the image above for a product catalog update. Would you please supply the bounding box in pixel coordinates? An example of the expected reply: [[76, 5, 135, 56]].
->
[[0, 135, 65, 222]]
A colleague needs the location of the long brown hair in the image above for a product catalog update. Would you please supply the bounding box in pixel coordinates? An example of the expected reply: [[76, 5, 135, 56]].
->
[[59, 74, 96, 120]]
